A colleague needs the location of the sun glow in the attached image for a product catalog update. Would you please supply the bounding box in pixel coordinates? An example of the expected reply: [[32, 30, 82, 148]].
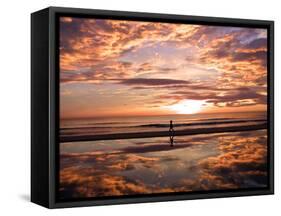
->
[[166, 100, 206, 114]]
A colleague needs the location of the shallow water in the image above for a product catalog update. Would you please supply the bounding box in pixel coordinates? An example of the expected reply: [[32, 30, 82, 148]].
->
[[59, 129, 268, 199]]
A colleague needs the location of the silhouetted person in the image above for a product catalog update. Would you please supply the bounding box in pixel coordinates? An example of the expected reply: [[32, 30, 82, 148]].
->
[[169, 120, 175, 146], [169, 120, 174, 131]]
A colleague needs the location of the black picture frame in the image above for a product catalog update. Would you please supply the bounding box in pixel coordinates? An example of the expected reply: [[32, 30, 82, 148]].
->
[[31, 6, 274, 209]]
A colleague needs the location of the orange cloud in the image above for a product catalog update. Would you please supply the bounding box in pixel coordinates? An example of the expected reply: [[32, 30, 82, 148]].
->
[[60, 17, 268, 117]]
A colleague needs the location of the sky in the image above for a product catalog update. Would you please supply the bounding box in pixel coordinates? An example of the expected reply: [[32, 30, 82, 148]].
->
[[60, 17, 267, 119]]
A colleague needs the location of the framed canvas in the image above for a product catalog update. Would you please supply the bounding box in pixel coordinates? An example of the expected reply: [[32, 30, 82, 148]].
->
[[31, 6, 274, 208]]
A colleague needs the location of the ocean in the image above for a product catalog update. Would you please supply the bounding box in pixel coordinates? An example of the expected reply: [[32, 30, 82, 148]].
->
[[60, 111, 267, 139]]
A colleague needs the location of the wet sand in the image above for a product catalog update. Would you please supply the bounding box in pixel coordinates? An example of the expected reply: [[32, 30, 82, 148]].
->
[[60, 123, 267, 143]]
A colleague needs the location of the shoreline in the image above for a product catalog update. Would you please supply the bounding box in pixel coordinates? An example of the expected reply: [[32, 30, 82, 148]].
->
[[60, 119, 266, 130], [60, 123, 267, 143]]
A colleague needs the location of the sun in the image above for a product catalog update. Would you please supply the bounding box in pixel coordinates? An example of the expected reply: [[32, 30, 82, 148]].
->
[[166, 99, 206, 114]]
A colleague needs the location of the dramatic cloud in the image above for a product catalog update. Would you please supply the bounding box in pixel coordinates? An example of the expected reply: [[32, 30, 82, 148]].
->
[[59, 16, 267, 118]]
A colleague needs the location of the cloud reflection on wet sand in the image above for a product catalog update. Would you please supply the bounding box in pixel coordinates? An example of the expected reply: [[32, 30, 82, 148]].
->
[[59, 130, 267, 199]]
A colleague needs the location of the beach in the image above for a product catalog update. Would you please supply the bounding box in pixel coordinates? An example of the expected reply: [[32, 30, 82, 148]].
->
[[60, 122, 267, 142], [59, 111, 268, 199]]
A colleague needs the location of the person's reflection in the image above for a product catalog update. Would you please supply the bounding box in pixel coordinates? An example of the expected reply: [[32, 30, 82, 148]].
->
[[169, 120, 175, 146]]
